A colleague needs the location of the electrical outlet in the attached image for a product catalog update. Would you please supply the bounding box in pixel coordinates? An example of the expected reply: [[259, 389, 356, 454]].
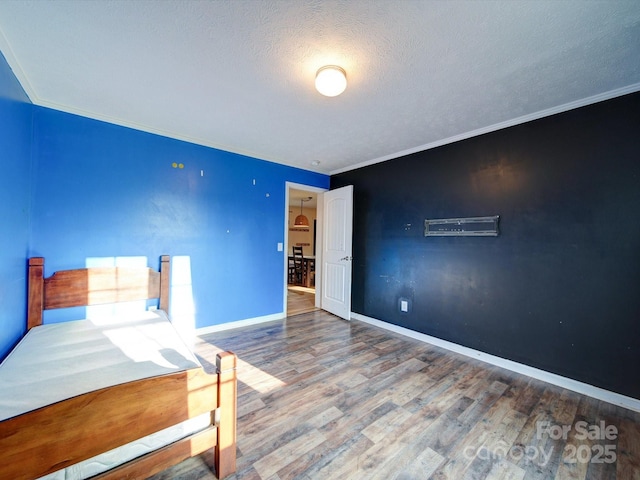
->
[[398, 297, 411, 314]]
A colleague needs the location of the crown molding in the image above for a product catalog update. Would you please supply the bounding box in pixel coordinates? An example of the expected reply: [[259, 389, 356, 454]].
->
[[330, 83, 640, 175]]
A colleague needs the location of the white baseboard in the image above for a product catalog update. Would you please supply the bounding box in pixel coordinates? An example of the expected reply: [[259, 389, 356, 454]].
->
[[196, 312, 285, 336], [351, 312, 640, 413]]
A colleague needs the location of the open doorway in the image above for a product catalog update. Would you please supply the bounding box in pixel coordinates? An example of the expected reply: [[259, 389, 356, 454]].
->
[[285, 183, 326, 316]]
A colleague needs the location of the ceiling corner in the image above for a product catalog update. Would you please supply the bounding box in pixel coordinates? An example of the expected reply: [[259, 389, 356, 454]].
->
[[0, 27, 38, 103]]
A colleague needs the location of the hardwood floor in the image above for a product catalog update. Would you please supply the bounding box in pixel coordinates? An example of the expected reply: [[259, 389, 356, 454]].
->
[[150, 311, 640, 480], [286, 286, 317, 316]]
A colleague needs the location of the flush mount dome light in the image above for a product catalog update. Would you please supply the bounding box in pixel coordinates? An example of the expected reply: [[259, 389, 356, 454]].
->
[[315, 65, 347, 97]]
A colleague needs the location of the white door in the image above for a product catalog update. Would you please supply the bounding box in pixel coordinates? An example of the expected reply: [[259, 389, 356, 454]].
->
[[320, 185, 353, 320]]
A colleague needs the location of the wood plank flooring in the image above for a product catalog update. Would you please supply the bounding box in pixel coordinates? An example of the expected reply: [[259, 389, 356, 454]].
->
[[286, 286, 317, 316], [150, 311, 640, 480]]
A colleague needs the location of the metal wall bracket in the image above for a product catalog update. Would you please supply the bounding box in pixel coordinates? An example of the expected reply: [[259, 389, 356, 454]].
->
[[424, 215, 500, 236]]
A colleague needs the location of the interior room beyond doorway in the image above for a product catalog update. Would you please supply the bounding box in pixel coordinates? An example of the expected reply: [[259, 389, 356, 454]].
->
[[287, 189, 318, 316]]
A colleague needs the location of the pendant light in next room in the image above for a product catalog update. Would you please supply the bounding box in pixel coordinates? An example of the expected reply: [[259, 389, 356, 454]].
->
[[294, 197, 311, 228]]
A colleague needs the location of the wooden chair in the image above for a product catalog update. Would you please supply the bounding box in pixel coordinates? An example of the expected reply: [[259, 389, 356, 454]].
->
[[288, 255, 297, 284], [309, 258, 315, 287], [290, 246, 305, 285]]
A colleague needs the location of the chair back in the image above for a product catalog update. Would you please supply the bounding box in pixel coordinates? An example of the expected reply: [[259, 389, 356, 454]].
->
[[292, 245, 304, 265], [291, 246, 305, 284]]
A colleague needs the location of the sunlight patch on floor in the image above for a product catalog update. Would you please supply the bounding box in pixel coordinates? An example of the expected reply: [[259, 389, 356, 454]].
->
[[236, 357, 287, 393], [196, 340, 287, 394]]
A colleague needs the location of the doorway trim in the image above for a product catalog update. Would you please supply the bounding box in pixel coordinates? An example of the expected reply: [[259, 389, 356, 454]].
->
[[284, 182, 328, 315]]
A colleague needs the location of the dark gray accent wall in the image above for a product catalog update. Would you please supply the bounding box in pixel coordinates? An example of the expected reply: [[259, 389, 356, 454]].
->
[[332, 92, 640, 399]]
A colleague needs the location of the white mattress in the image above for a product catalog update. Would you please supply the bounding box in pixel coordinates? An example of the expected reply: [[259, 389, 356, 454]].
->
[[0, 310, 211, 479]]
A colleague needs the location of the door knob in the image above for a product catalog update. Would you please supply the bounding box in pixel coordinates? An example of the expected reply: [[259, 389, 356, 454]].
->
[[339, 256, 353, 261]]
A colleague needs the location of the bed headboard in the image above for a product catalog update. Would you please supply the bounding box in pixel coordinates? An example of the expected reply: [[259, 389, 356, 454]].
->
[[27, 255, 170, 330]]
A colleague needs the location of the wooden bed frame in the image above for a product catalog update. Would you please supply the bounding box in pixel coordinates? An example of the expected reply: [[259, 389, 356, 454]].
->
[[0, 256, 237, 480]]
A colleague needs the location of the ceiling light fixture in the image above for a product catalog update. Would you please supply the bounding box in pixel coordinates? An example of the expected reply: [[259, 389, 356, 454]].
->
[[315, 65, 347, 97]]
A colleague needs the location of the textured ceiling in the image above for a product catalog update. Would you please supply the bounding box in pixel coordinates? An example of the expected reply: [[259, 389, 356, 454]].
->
[[0, 1, 639, 174]]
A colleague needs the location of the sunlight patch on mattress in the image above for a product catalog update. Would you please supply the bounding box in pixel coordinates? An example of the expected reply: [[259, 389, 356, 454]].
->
[[100, 319, 190, 369]]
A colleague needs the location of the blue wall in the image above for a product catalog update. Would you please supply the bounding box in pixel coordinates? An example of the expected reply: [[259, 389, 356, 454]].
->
[[0, 51, 328, 358], [0, 52, 33, 359], [29, 107, 328, 328]]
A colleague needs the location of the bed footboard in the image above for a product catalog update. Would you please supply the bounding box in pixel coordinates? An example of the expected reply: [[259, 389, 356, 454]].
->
[[215, 351, 237, 479], [0, 351, 237, 480]]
